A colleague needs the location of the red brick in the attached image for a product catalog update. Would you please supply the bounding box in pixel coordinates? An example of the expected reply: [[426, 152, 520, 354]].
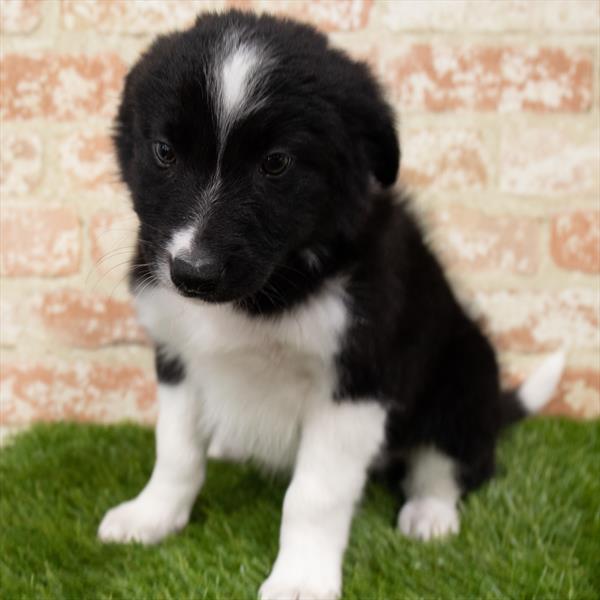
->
[[401, 129, 491, 190], [537, 1, 600, 32], [0, 299, 21, 347], [0, 0, 41, 34], [59, 131, 118, 190], [0, 206, 81, 276], [0, 131, 43, 195], [382, 0, 467, 31], [229, 0, 373, 32], [0, 362, 157, 425], [432, 207, 540, 275], [385, 1, 600, 34], [89, 210, 138, 281], [473, 289, 599, 353], [0, 53, 126, 120], [551, 211, 600, 274], [383, 1, 535, 32], [61, 0, 213, 34], [381, 45, 593, 112], [500, 126, 599, 196], [462, 0, 535, 31], [544, 369, 600, 419], [36, 289, 146, 348]]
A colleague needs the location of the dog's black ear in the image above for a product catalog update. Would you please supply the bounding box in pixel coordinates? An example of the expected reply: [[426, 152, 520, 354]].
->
[[340, 61, 400, 188], [361, 101, 400, 188]]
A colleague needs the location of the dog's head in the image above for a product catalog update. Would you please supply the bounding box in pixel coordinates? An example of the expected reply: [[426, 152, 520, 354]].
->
[[116, 10, 399, 304]]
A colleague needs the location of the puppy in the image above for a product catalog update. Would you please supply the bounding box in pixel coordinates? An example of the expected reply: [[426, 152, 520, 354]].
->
[[98, 10, 565, 599]]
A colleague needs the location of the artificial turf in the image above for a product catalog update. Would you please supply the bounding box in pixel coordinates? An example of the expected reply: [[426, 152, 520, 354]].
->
[[0, 419, 598, 599]]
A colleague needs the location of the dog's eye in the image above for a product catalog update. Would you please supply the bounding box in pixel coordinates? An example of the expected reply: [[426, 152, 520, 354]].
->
[[261, 153, 291, 177], [153, 142, 176, 167]]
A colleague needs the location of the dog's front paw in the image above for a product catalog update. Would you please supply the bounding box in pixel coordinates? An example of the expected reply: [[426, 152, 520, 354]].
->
[[398, 496, 459, 541], [259, 561, 340, 600], [98, 496, 189, 545]]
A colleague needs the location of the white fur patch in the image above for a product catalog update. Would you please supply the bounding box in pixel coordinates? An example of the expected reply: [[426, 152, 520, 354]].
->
[[398, 496, 459, 541], [399, 446, 461, 541], [134, 279, 348, 471], [119, 275, 384, 598], [204, 35, 271, 203], [167, 226, 196, 259], [260, 400, 386, 600], [214, 35, 271, 148], [99, 383, 207, 544], [518, 350, 566, 413], [403, 446, 460, 502], [221, 44, 260, 120]]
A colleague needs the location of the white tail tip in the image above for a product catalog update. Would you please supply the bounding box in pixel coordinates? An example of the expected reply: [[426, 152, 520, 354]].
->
[[518, 351, 566, 413]]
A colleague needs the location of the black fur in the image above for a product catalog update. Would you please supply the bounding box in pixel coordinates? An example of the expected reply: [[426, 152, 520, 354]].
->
[[155, 345, 186, 385], [117, 10, 523, 498]]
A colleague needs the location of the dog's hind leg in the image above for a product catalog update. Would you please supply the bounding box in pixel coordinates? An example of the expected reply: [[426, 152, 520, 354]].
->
[[397, 352, 565, 542], [397, 446, 461, 541]]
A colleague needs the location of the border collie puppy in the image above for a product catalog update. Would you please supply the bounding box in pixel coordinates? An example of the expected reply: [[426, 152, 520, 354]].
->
[[98, 10, 565, 599]]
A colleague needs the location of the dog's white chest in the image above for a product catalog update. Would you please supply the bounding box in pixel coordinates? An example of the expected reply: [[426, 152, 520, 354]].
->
[[134, 284, 348, 470], [198, 345, 325, 469]]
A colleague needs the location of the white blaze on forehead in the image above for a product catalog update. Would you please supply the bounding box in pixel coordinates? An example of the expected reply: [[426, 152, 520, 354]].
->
[[208, 35, 270, 187], [221, 44, 260, 121], [167, 226, 196, 258]]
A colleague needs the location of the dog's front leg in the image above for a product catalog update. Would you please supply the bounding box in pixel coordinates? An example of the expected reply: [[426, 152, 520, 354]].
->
[[98, 379, 206, 545], [260, 401, 386, 600]]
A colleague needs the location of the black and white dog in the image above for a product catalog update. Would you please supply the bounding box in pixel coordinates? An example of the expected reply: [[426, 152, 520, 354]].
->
[[98, 10, 564, 599]]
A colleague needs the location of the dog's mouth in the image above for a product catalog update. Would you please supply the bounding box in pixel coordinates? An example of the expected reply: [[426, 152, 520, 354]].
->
[[172, 282, 222, 302], [169, 274, 245, 304], [172, 282, 242, 304]]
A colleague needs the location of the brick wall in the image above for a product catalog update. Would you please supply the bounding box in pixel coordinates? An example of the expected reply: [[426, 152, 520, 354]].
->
[[1, 0, 599, 426]]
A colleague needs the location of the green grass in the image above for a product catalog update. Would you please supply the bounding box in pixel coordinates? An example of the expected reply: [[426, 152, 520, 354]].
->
[[1, 419, 598, 599]]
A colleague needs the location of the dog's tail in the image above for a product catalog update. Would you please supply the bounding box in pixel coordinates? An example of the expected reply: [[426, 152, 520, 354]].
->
[[501, 351, 566, 427]]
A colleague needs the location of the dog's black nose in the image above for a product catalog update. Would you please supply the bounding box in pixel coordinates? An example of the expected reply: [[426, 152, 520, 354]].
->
[[170, 255, 224, 297]]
